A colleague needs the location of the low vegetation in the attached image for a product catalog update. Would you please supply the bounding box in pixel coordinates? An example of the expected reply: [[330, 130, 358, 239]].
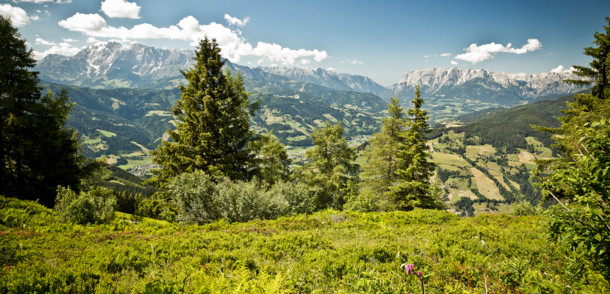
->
[[2, 196, 609, 293]]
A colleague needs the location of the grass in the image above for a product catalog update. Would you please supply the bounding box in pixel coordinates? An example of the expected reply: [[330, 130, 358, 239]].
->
[[432, 152, 469, 171], [465, 144, 496, 158], [2, 197, 606, 293], [118, 156, 153, 170], [97, 129, 117, 138], [470, 167, 503, 200]]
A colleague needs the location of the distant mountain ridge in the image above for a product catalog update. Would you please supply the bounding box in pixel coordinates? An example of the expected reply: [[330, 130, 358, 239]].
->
[[390, 68, 586, 105], [36, 42, 388, 96], [35, 42, 592, 125], [259, 66, 388, 97], [37, 42, 193, 89]]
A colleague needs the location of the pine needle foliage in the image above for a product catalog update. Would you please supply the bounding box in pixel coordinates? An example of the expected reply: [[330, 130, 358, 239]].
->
[[0, 16, 88, 207], [150, 37, 258, 188], [534, 16, 610, 278], [387, 86, 443, 211]]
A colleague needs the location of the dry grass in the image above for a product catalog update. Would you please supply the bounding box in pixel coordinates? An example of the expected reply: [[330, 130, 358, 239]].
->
[[518, 150, 536, 164], [466, 144, 496, 158], [470, 167, 503, 200]]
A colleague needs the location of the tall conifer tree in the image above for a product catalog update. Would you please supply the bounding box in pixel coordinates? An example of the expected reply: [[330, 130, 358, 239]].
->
[[534, 17, 610, 276], [0, 16, 87, 206], [387, 86, 442, 210], [359, 97, 407, 208], [299, 122, 357, 210], [566, 17, 610, 99], [150, 37, 257, 187]]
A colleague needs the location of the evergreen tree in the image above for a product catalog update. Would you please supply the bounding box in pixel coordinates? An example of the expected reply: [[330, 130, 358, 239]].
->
[[534, 17, 610, 277], [387, 86, 443, 211], [0, 16, 87, 207], [566, 17, 610, 99], [150, 37, 257, 188], [359, 97, 407, 209], [252, 131, 291, 185], [299, 122, 357, 210]]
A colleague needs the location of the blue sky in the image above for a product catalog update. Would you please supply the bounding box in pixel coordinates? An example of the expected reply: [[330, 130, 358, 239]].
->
[[2, 0, 609, 85]]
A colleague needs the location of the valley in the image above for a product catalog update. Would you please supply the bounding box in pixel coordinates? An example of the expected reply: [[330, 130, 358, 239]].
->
[[34, 42, 582, 214]]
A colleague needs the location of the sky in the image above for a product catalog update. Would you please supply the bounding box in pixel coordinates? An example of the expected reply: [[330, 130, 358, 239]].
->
[[1, 0, 609, 86]]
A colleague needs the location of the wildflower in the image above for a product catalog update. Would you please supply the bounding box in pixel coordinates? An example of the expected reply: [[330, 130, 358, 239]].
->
[[417, 271, 422, 277], [401, 263, 415, 275]]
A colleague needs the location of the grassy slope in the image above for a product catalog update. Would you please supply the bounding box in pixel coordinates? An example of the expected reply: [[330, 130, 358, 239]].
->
[[1, 197, 607, 293]]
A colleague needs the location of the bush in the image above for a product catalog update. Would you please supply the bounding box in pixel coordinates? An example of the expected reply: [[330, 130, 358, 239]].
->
[[267, 181, 315, 215], [55, 186, 116, 224], [344, 187, 380, 212], [136, 195, 177, 222], [168, 171, 221, 224], [167, 171, 316, 224], [510, 200, 540, 216]]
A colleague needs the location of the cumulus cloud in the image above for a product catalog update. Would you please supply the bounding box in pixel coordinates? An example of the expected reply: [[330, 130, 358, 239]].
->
[[101, 0, 141, 19], [0, 4, 30, 26], [341, 59, 364, 65], [224, 14, 249, 27], [451, 60, 458, 66], [550, 65, 575, 74], [58, 13, 328, 65], [454, 39, 542, 64], [58, 13, 107, 32], [441, 53, 451, 57], [33, 37, 82, 59]]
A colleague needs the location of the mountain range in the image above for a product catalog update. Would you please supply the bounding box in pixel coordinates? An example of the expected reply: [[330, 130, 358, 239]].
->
[[36, 42, 587, 108], [390, 68, 585, 105], [32, 42, 592, 168]]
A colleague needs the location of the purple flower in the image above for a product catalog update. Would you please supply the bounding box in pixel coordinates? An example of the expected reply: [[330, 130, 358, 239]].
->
[[401, 263, 415, 275], [417, 271, 422, 277]]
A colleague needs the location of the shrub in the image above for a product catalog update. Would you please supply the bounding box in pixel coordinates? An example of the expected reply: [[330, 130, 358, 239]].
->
[[344, 187, 380, 212], [167, 171, 219, 225], [55, 186, 116, 224], [136, 196, 177, 222], [168, 171, 316, 224], [510, 200, 540, 216], [266, 181, 315, 215]]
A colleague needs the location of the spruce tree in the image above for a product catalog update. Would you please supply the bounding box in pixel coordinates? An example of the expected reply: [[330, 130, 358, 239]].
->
[[533, 17, 610, 276], [359, 97, 408, 209], [252, 131, 291, 185], [0, 16, 87, 207], [566, 17, 610, 99], [150, 37, 257, 187], [387, 86, 442, 211], [299, 122, 357, 210]]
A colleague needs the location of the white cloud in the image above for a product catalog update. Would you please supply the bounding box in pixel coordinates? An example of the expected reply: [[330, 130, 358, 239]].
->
[[224, 14, 250, 27], [58, 13, 107, 32], [12, 0, 72, 3], [550, 65, 575, 74], [58, 14, 328, 65], [341, 59, 363, 65], [441, 53, 451, 57], [327, 67, 336, 71], [455, 38, 542, 63], [451, 60, 458, 66], [0, 4, 30, 26], [101, 0, 141, 19], [33, 37, 82, 59]]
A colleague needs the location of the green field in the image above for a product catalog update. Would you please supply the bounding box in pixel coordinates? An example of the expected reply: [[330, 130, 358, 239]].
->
[[1, 196, 606, 293]]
